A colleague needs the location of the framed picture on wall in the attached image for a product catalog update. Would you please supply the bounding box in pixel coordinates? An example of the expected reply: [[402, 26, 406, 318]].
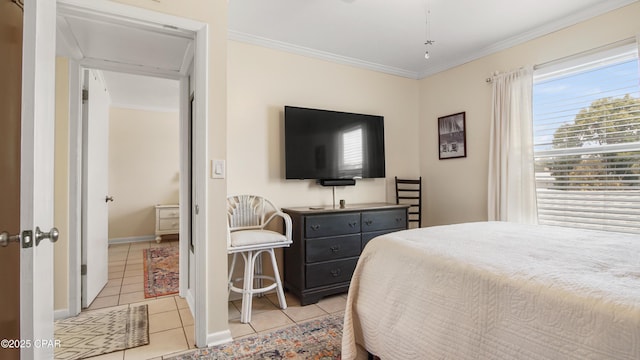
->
[[438, 112, 467, 160]]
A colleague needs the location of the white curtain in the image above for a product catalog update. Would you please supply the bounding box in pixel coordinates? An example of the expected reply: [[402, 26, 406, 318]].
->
[[487, 66, 538, 224]]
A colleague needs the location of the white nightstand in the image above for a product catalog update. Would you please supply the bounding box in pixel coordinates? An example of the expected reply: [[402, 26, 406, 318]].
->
[[155, 204, 180, 243]]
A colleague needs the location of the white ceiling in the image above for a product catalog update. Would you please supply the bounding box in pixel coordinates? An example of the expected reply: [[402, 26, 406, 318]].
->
[[56, 9, 191, 112], [59, 15, 191, 73], [228, 0, 637, 79], [56, 0, 637, 109]]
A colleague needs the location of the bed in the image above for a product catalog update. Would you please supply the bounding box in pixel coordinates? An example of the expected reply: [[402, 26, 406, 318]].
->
[[341, 221, 640, 360]]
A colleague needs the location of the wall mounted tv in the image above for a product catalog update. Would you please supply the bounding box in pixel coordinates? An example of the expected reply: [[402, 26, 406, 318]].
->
[[284, 106, 386, 185]]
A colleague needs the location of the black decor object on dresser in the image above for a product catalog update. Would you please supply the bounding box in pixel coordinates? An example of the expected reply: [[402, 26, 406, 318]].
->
[[282, 203, 409, 305]]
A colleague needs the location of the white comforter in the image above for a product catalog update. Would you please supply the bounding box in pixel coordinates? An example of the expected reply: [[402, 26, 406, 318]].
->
[[342, 221, 640, 360]]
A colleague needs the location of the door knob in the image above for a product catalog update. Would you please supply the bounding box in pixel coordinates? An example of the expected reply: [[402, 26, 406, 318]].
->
[[105, 196, 114, 203], [0, 231, 21, 247], [35, 227, 59, 246]]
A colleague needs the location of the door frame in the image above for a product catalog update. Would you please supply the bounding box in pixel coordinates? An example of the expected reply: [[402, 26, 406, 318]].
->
[[20, 0, 57, 357], [57, 0, 210, 346]]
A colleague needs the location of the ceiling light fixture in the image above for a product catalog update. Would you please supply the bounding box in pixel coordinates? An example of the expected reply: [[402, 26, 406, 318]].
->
[[424, 0, 435, 60]]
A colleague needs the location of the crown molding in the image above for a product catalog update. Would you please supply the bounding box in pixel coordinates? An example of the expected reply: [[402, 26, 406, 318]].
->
[[228, 30, 421, 79], [418, 0, 639, 78], [230, 0, 638, 81]]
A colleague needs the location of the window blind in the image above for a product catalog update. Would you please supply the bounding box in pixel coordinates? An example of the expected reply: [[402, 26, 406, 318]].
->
[[532, 42, 640, 234]]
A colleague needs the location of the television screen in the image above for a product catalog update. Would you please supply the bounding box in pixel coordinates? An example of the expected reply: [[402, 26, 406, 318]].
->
[[284, 106, 385, 181]]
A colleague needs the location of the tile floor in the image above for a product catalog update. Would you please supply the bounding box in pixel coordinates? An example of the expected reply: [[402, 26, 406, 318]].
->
[[81, 240, 347, 359], [89, 239, 180, 311]]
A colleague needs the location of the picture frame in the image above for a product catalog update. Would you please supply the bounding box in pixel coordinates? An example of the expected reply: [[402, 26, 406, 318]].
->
[[438, 112, 467, 160]]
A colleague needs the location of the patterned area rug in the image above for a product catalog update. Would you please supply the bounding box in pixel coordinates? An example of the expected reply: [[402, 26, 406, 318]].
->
[[144, 246, 179, 298], [166, 313, 344, 360], [54, 304, 149, 360]]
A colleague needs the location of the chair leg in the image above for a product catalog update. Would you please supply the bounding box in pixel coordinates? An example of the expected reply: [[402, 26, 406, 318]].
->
[[240, 251, 255, 323], [268, 248, 287, 310], [228, 253, 237, 296], [255, 251, 264, 297]]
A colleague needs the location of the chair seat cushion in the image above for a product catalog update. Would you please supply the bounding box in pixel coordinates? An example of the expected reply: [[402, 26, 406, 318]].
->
[[230, 229, 287, 247]]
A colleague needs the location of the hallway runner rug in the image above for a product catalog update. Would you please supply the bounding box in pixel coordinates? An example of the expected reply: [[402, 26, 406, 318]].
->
[[54, 304, 149, 360], [144, 246, 180, 298], [165, 312, 343, 360]]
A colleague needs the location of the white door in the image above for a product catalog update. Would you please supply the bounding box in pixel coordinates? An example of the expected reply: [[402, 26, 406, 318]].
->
[[81, 70, 111, 308], [20, 0, 57, 358]]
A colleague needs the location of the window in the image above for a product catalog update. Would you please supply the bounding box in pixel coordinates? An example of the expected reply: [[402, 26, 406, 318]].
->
[[533, 41, 640, 234], [339, 126, 363, 175]]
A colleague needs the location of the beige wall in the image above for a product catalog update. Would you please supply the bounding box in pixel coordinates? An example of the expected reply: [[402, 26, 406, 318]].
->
[[226, 41, 421, 302], [54, 57, 69, 310], [108, 107, 180, 239], [112, 0, 230, 338], [419, 2, 640, 226], [227, 41, 421, 208]]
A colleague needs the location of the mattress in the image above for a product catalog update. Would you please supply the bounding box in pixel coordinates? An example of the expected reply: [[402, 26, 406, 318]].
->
[[341, 221, 640, 359]]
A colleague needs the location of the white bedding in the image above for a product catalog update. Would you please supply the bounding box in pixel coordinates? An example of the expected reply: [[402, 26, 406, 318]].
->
[[341, 221, 640, 360]]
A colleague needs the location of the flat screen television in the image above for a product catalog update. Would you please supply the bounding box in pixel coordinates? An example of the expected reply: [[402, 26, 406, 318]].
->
[[284, 106, 385, 183]]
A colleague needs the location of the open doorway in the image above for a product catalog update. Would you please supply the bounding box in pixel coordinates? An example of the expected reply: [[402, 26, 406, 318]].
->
[[84, 69, 183, 307], [54, 1, 207, 355], [54, 67, 195, 357]]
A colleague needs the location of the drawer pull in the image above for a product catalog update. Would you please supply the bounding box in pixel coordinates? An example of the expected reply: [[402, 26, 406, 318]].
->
[[395, 217, 402, 222], [330, 268, 342, 277], [364, 220, 373, 226], [348, 221, 357, 228], [330, 245, 340, 253], [311, 224, 320, 231]]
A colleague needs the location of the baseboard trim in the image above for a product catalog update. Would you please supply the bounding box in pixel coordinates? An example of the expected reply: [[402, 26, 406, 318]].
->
[[206, 329, 233, 347], [54, 308, 70, 321], [108, 235, 155, 245]]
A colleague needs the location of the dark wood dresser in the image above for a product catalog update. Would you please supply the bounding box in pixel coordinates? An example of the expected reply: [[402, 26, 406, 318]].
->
[[282, 203, 409, 305]]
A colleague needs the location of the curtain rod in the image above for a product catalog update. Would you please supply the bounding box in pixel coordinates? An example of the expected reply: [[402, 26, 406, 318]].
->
[[485, 66, 525, 83]]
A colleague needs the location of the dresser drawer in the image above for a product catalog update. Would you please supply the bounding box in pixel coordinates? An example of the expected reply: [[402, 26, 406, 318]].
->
[[158, 218, 180, 231], [158, 208, 180, 219], [283, 204, 409, 305], [306, 258, 358, 288], [306, 234, 361, 263], [362, 209, 406, 232], [305, 213, 360, 238]]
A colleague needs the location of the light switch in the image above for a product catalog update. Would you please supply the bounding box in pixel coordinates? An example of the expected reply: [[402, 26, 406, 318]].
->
[[211, 159, 225, 179]]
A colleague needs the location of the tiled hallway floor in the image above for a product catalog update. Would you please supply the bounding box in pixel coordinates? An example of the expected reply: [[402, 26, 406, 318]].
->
[[90, 239, 180, 311], [82, 240, 346, 359], [83, 240, 194, 360]]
